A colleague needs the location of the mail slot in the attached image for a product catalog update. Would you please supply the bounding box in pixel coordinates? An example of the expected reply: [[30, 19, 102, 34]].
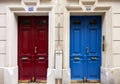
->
[[74, 57, 80, 60], [21, 57, 29, 60], [91, 57, 97, 60], [38, 57, 45, 60]]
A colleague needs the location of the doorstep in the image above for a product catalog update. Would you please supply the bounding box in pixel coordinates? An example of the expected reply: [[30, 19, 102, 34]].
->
[[71, 83, 100, 84], [19, 83, 100, 84], [19, 83, 46, 84]]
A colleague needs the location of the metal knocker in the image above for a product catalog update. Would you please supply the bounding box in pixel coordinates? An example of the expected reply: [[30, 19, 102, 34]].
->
[[86, 47, 89, 54]]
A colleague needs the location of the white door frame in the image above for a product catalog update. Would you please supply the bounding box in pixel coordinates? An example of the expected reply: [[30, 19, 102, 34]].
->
[[63, 5, 112, 83], [5, 5, 55, 84]]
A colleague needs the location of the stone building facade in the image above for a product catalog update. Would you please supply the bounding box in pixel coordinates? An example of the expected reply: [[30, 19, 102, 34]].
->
[[0, 0, 120, 84]]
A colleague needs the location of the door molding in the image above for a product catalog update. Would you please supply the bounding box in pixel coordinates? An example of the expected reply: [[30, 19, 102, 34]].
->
[[6, 4, 54, 83]]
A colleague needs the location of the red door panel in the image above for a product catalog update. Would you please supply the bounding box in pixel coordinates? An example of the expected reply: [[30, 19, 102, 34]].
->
[[18, 17, 34, 56], [18, 16, 48, 82], [35, 57, 48, 80], [34, 17, 48, 80], [19, 56, 34, 81], [18, 17, 34, 81]]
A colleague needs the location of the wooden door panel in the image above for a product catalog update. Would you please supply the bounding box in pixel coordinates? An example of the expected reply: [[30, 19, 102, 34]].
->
[[20, 30, 32, 54], [70, 16, 101, 81], [18, 16, 34, 81], [35, 17, 48, 55], [18, 16, 48, 82], [37, 30, 48, 54], [70, 17, 83, 56], [86, 16, 101, 80], [34, 16, 48, 80], [35, 56, 48, 80], [18, 17, 34, 56], [18, 57, 34, 81], [87, 56, 100, 80], [70, 16, 84, 80]]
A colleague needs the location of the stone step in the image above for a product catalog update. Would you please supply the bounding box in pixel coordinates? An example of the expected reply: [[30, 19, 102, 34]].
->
[[19, 83, 47, 84], [19, 83, 100, 84]]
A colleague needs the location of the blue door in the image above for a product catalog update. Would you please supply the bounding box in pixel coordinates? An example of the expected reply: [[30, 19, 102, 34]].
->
[[70, 16, 101, 81]]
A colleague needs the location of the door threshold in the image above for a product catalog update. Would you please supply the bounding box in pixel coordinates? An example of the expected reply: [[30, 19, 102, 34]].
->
[[87, 80, 100, 83], [36, 80, 46, 83], [71, 80, 84, 83], [19, 80, 46, 83], [71, 80, 100, 83], [19, 80, 31, 83], [18, 82, 47, 84]]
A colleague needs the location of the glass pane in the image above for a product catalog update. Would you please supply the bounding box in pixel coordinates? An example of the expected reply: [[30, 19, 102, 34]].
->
[[73, 20, 81, 25], [39, 20, 47, 25], [89, 20, 97, 24], [22, 20, 30, 25]]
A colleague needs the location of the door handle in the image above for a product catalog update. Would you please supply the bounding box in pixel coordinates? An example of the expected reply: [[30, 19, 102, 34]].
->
[[86, 47, 89, 54], [35, 46, 37, 53]]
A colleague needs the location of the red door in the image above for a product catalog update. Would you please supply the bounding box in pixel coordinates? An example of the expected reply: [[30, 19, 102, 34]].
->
[[18, 16, 48, 82]]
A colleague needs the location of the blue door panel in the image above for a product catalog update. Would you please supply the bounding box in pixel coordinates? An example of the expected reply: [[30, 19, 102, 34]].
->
[[70, 16, 101, 81], [86, 56, 100, 80], [73, 29, 81, 53], [86, 17, 101, 56], [86, 16, 101, 80], [89, 29, 97, 53], [70, 59, 84, 80], [70, 16, 83, 56], [70, 16, 85, 80]]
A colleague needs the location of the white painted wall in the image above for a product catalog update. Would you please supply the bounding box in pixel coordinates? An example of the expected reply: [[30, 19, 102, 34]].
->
[[98, 0, 120, 67], [0, 0, 120, 84]]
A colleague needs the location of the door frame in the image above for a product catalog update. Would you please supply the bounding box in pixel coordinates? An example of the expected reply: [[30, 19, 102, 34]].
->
[[6, 5, 54, 83], [63, 6, 112, 83]]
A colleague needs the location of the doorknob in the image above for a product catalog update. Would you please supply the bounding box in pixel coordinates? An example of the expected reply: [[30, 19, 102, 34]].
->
[[86, 47, 89, 54], [35, 46, 37, 53]]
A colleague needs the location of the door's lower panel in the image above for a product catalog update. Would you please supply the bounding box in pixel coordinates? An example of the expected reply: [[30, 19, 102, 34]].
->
[[35, 56, 48, 80], [18, 57, 34, 82]]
